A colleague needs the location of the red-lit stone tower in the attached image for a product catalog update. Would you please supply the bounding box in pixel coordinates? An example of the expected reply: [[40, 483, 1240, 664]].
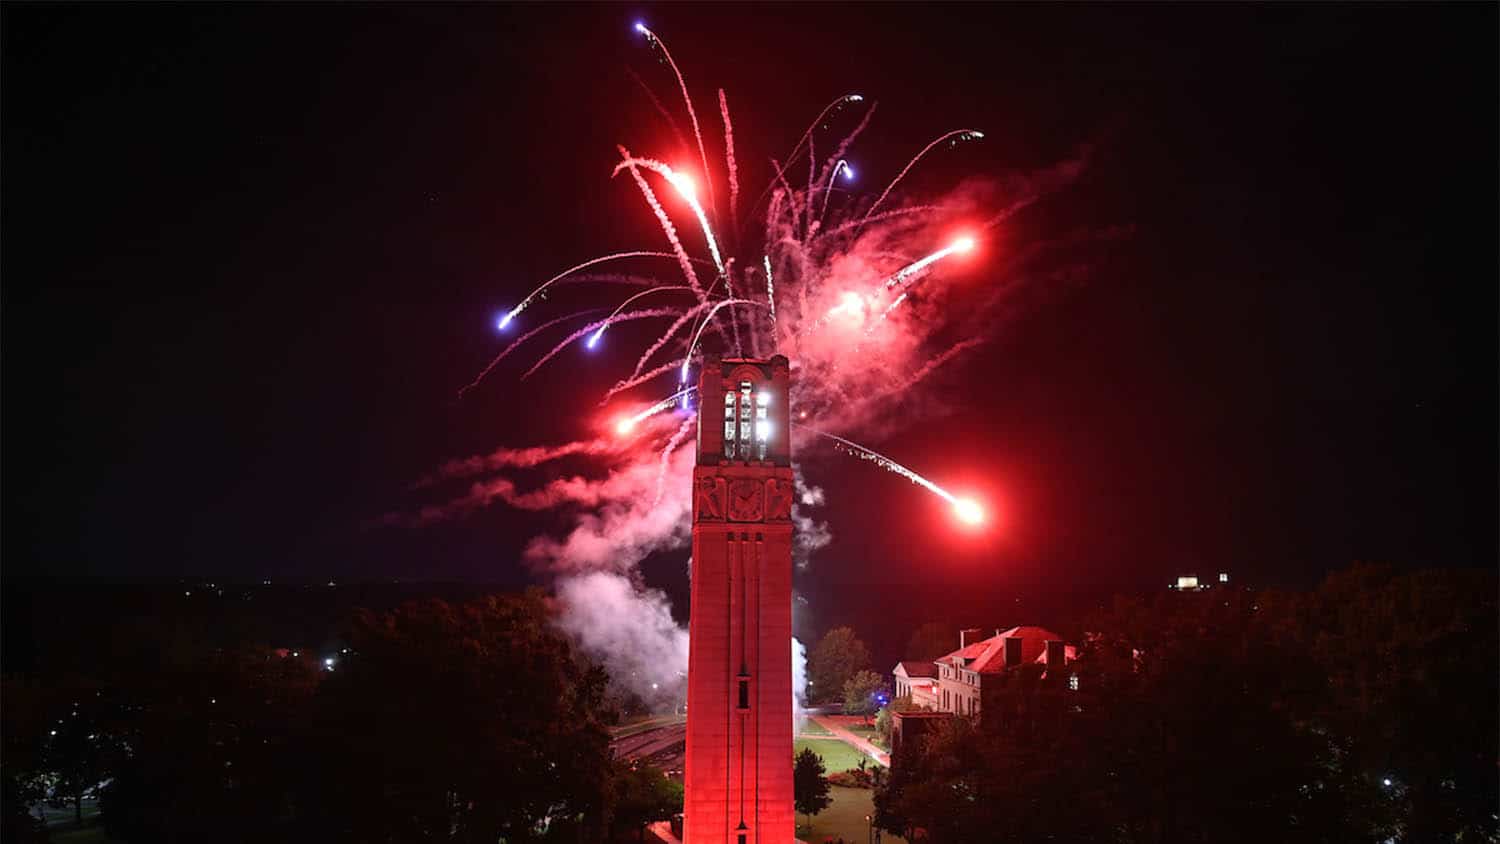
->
[[684, 354, 795, 844]]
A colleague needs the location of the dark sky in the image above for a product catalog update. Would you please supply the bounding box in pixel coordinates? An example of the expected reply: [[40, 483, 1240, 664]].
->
[[5, 4, 1495, 601]]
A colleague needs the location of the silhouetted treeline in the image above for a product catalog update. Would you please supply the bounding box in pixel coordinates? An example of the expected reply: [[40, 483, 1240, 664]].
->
[[875, 564, 1498, 843], [2, 588, 677, 843]]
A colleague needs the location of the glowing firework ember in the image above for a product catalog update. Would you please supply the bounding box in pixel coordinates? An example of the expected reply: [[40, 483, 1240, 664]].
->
[[801, 426, 986, 526], [391, 21, 1093, 710]]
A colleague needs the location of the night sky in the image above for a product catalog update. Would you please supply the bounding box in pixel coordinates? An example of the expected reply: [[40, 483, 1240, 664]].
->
[[5, 5, 1495, 606]]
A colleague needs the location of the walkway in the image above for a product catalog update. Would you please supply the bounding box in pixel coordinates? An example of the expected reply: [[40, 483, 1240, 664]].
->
[[810, 714, 890, 767]]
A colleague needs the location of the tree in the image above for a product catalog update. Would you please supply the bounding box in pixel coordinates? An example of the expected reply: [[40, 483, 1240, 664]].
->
[[808, 626, 870, 705], [793, 747, 832, 831], [842, 670, 885, 721], [610, 762, 683, 842], [303, 592, 617, 843], [904, 622, 956, 662], [876, 585, 1400, 843], [874, 694, 918, 747]]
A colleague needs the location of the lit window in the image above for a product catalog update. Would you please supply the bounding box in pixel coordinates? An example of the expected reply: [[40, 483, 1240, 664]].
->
[[723, 391, 736, 458], [738, 381, 752, 458], [1068, 673, 1079, 691]]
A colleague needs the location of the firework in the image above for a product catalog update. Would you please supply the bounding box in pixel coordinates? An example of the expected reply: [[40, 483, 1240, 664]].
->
[[799, 426, 986, 526], [422, 22, 1060, 544], [588, 286, 695, 349]]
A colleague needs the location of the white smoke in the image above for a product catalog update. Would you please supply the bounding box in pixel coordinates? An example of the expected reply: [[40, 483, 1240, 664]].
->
[[555, 571, 689, 711], [791, 636, 809, 733]]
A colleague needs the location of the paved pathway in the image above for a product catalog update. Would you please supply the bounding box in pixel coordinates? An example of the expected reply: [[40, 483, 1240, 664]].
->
[[810, 714, 890, 767]]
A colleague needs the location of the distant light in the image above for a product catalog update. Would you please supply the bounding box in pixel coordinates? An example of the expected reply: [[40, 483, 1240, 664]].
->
[[841, 162, 856, 181], [49, 730, 56, 737], [324, 657, 335, 667], [497, 312, 514, 331], [951, 236, 976, 253], [586, 329, 604, 350], [651, 682, 659, 690], [954, 498, 985, 525], [634, 21, 647, 34], [616, 417, 635, 436], [1383, 778, 1393, 788]]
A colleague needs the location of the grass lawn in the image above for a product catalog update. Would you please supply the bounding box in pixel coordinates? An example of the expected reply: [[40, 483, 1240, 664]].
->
[[794, 738, 876, 774], [798, 718, 834, 736], [843, 723, 890, 750], [796, 786, 907, 844]]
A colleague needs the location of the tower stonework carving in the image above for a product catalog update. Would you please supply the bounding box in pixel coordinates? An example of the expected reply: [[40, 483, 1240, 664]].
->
[[684, 354, 794, 844]]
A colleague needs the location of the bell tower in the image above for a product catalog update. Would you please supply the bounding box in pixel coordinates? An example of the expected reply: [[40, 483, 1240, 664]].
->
[[683, 354, 795, 844]]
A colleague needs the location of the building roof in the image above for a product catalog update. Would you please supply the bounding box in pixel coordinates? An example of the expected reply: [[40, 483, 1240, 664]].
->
[[895, 660, 937, 678], [938, 626, 1065, 674]]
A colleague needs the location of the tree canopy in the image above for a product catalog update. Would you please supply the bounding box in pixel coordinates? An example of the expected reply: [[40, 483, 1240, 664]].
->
[[793, 747, 832, 823], [876, 565, 1498, 844], [808, 626, 871, 705]]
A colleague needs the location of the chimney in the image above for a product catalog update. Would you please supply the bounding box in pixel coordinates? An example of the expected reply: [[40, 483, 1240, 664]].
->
[[1003, 636, 1023, 668], [960, 628, 983, 649], [1046, 640, 1066, 673]]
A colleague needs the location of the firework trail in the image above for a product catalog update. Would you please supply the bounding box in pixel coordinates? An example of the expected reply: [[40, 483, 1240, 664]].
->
[[863, 129, 985, 224], [616, 386, 698, 436], [719, 88, 740, 234], [421, 437, 627, 485], [522, 307, 685, 380], [402, 22, 1094, 706], [500, 252, 685, 329], [636, 24, 717, 223], [763, 254, 777, 331], [682, 298, 766, 382], [797, 426, 985, 524], [627, 65, 690, 154], [589, 286, 695, 349], [603, 358, 688, 406], [655, 414, 697, 506], [615, 154, 726, 276], [459, 308, 604, 398], [615, 148, 703, 296]]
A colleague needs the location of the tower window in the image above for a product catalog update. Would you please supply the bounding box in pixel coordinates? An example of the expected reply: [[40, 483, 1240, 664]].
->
[[723, 391, 736, 458], [737, 381, 753, 458], [754, 390, 770, 459], [737, 678, 750, 710]]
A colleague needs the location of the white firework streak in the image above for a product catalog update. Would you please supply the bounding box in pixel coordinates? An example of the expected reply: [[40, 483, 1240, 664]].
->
[[682, 298, 767, 382], [637, 25, 717, 223], [522, 307, 685, 380], [615, 146, 704, 298], [589, 286, 696, 349], [615, 154, 725, 277], [862, 129, 985, 223], [763, 254, 777, 330], [797, 425, 964, 508], [460, 308, 604, 397], [500, 252, 689, 329]]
